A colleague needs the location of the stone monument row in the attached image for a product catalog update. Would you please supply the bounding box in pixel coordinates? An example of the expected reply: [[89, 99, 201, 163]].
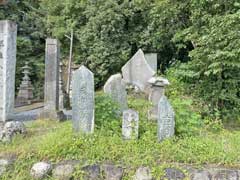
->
[[72, 65, 95, 134], [0, 20, 17, 122]]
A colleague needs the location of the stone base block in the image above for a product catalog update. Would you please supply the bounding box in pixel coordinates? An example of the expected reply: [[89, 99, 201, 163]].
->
[[39, 110, 66, 121], [148, 108, 158, 121]]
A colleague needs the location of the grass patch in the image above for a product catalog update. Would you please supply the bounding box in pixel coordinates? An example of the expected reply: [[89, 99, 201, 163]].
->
[[0, 95, 240, 179]]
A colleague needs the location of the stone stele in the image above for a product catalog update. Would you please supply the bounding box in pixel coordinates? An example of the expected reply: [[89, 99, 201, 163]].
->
[[103, 73, 128, 112], [40, 38, 64, 120], [121, 49, 156, 93], [157, 95, 175, 141], [0, 20, 17, 122], [72, 65, 94, 134], [145, 53, 157, 73], [122, 109, 139, 140]]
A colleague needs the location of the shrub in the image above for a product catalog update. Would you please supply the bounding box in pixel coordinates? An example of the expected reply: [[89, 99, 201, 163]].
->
[[166, 69, 202, 136], [95, 93, 121, 131]]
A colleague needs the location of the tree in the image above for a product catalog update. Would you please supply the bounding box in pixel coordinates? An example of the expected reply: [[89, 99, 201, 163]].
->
[[173, 1, 240, 119], [0, 1, 46, 98]]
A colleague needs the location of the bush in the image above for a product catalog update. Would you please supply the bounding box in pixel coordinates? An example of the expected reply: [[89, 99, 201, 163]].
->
[[95, 93, 121, 131], [174, 7, 240, 120], [166, 69, 202, 136]]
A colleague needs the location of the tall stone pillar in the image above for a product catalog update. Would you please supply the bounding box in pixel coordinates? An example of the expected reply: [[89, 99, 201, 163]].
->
[[0, 20, 17, 122], [40, 38, 64, 120]]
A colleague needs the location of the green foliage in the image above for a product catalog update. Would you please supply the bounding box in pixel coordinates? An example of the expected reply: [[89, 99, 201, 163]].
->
[[173, 1, 240, 119], [95, 93, 120, 131], [1, 118, 240, 179], [171, 97, 202, 137], [1, 0, 239, 119], [166, 69, 202, 136], [0, 93, 239, 179], [0, 1, 45, 98]]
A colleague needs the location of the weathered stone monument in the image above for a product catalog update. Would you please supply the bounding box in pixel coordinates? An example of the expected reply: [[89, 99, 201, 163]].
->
[[148, 77, 169, 120], [145, 53, 157, 73], [157, 96, 175, 141], [16, 62, 34, 106], [121, 49, 156, 93], [122, 109, 139, 140], [103, 74, 128, 112], [0, 20, 17, 122], [72, 65, 94, 134], [40, 38, 64, 120]]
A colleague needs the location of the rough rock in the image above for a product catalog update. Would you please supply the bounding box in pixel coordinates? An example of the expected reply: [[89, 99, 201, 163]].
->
[[191, 170, 211, 180], [53, 164, 75, 180], [82, 164, 101, 180], [212, 169, 238, 180], [102, 164, 123, 180], [0, 121, 26, 142], [163, 168, 185, 180], [30, 162, 52, 179], [134, 167, 153, 180], [0, 158, 15, 177]]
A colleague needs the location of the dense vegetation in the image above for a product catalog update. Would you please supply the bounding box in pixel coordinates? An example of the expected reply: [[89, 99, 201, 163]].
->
[[0, 94, 239, 179], [0, 1, 239, 119]]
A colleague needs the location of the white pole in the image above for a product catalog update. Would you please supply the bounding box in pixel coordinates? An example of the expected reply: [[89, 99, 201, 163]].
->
[[66, 29, 73, 94]]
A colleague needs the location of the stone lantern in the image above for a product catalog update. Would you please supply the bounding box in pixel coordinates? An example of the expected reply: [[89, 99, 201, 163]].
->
[[16, 62, 34, 106], [148, 77, 170, 120]]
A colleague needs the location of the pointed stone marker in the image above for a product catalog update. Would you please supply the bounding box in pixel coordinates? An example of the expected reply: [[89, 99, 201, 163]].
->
[[121, 49, 156, 93], [157, 96, 175, 141], [0, 20, 17, 122], [72, 65, 94, 134], [103, 73, 128, 112], [122, 109, 139, 140]]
